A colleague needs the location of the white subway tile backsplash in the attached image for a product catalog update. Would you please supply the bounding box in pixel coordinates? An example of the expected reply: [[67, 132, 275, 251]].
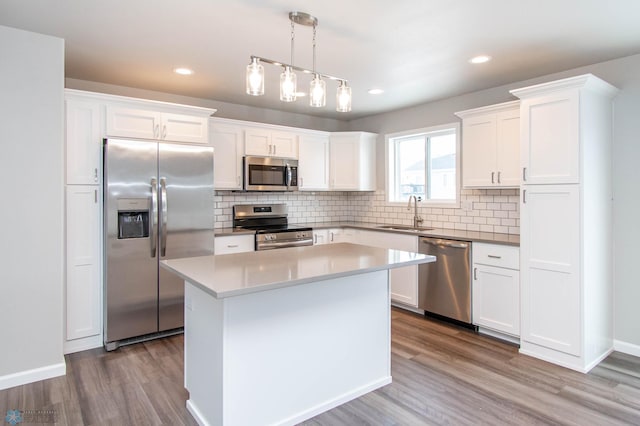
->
[[214, 188, 520, 235]]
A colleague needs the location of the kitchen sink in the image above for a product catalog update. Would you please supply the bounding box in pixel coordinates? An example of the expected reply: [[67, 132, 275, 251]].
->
[[376, 225, 434, 232]]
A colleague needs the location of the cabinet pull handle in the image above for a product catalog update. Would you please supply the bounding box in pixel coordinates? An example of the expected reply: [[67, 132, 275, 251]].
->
[[227, 244, 239, 248], [487, 254, 502, 259], [330, 232, 334, 242], [94, 189, 98, 203], [491, 171, 495, 184], [314, 234, 317, 244], [268, 144, 272, 155], [497, 171, 501, 184], [273, 144, 277, 155], [523, 189, 527, 204], [522, 167, 527, 182], [474, 267, 477, 280], [94, 168, 98, 182], [154, 124, 160, 138], [162, 125, 167, 139], [237, 176, 241, 186]]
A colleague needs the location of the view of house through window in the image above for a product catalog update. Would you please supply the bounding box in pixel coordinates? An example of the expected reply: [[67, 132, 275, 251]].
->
[[387, 124, 459, 204]]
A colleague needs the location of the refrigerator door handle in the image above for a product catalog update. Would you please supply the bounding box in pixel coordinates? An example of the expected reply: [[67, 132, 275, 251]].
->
[[160, 177, 168, 257], [150, 178, 158, 258]]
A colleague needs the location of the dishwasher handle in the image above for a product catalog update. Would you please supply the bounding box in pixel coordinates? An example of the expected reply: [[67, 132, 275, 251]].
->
[[420, 238, 469, 249]]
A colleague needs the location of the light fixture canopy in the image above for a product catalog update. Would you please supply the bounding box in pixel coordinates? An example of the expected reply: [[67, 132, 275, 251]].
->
[[245, 11, 351, 112]]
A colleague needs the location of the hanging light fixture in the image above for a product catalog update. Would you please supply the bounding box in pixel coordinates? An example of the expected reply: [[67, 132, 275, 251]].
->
[[336, 80, 352, 112], [245, 57, 264, 96], [245, 11, 352, 112]]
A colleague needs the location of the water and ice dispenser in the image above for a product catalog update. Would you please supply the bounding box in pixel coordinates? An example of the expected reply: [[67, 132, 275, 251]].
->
[[117, 198, 150, 239]]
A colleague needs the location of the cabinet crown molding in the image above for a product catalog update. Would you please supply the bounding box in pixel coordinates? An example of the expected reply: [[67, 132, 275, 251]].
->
[[65, 89, 217, 117], [510, 73, 618, 100], [455, 100, 520, 119]]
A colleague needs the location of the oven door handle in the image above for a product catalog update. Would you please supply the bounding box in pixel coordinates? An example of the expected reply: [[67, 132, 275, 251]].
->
[[258, 239, 313, 250]]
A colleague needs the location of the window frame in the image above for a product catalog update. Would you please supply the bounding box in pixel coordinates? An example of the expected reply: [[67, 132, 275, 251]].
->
[[385, 122, 461, 208]]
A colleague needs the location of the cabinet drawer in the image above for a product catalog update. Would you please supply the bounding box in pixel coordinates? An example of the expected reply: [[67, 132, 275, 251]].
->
[[215, 234, 255, 254], [473, 242, 519, 269]]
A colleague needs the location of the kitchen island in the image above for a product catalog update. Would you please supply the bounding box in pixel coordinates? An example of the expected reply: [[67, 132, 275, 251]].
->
[[161, 242, 435, 426]]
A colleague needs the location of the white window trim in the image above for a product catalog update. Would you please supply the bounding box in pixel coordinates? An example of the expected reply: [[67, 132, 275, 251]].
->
[[385, 122, 461, 208]]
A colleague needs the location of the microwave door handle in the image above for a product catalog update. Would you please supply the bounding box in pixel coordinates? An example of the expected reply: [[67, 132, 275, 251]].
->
[[286, 163, 292, 189], [150, 178, 158, 258]]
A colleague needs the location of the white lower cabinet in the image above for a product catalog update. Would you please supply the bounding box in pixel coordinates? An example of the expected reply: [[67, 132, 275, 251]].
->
[[214, 234, 255, 254], [352, 230, 419, 308], [472, 243, 520, 339], [312, 229, 329, 245], [65, 185, 102, 352]]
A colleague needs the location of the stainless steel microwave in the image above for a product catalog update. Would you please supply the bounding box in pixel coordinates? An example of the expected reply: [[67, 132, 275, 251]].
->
[[243, 156, 298, 191]]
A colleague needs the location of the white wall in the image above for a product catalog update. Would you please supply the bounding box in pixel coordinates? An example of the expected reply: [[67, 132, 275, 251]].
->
[[0, 26, 65, 387], [349, 53, 640, 351]]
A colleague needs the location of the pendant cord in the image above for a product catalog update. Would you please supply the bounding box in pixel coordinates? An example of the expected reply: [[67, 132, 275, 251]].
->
[[312, 24, 317, 74], [290, 21, 295, 67]]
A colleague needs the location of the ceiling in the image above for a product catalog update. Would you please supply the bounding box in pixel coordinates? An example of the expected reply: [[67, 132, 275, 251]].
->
[[2, 0, 640, 120]]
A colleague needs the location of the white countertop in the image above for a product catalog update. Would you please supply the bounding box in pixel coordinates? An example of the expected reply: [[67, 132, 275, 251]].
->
[[161, 242, 435, 299]]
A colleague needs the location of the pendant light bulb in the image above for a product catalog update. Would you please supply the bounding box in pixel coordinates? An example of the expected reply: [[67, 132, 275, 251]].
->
[[309, 74, 326, 107], [280, 66, 297, 102], [336, 81, 352, 112], [246, 57, 264, 96]]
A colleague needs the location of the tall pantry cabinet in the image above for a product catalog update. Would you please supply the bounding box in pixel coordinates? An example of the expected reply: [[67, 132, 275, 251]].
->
[[511, 74, 618, 372]]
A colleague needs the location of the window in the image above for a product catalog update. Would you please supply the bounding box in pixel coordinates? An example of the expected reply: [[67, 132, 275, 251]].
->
[[386, 123, 460, 205]]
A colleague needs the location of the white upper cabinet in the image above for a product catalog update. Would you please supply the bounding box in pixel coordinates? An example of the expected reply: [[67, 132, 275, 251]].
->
[[456, 101, 520, 188], [245, 127, 298, 158], [330, 132, 377, 191], [65, 97, 102, 185], [210, 121, 244, 190], [106, 105, 212, 144], [518, 90, 580, 184], [298, 133, 330, 191]]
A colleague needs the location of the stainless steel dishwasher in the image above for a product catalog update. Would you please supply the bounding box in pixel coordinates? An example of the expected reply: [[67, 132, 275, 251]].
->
[[418, 237, 472, 324]]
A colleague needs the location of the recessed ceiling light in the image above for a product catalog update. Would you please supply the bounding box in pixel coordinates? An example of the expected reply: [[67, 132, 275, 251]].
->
[[368, 88, 384, 95], [174, 67, 194, 75], [469, 55, 492, 64]]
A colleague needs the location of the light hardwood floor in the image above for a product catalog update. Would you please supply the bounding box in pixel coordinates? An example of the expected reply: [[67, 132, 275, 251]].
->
[[1, 308, 639, 425]]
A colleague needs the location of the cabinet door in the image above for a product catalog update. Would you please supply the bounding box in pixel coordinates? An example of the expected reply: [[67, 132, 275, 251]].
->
[[106, 106, 160, 139], [495, 109, 520, 187], [66, 185, 101, 340], [520, 91, 580, 184], [210, 123, 244, 190], [520, 184, 580, 355], [472, 264, 520, 336], [214, 234, 255, 254], [330, 136, 360, 190], [161, 113, 208, 144], [271, 131, 298, 158], [462, 115, 496, 187], [66, 99, 102, 185], [299, 134, 330, 190], [245, 128, 271, 156], [312, 229, 329, 245]]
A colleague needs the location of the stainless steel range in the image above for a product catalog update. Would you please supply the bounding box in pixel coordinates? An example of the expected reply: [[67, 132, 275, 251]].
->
[[233, 204, 313, 250]]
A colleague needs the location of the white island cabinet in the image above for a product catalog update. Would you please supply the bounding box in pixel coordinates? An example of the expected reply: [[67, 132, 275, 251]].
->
[[161, 243, 435, 426]]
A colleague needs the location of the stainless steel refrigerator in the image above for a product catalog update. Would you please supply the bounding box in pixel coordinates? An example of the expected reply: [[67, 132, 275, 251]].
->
[[103, 138, 214, 351]]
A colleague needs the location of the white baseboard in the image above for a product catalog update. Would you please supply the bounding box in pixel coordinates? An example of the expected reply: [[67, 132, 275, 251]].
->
[[0, 362, 66, 391], [614, 339, 640, 357], [186, 400, 211, 426]]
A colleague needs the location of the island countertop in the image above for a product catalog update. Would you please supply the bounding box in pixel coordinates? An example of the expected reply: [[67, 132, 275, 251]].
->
[[161, 242, 435, 299]]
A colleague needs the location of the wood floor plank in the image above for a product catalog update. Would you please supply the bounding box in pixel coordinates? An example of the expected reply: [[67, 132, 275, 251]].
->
[[1, 308, 639, 425]]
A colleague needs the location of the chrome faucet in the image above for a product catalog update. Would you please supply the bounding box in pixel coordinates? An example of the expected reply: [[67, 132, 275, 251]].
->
[[407, 195, 423, 228]]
